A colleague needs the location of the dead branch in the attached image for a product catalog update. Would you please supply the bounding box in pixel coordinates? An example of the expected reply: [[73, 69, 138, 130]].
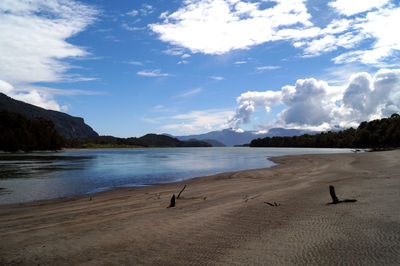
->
[[177, 185, 187, 199]]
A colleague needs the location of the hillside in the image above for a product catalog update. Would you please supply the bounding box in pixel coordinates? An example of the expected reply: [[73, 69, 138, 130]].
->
[[0, 93, 98, 139], [0, 111, 64, 152]]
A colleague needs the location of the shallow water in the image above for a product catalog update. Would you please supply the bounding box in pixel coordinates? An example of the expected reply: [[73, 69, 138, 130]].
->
[[0, 147, 353, 205]]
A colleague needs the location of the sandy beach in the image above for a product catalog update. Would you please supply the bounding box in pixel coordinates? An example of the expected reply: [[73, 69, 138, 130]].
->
[[1, 150, 399, 265]]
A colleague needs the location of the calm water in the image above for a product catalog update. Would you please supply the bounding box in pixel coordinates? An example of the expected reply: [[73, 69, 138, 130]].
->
[[0, 147, 353, 205]]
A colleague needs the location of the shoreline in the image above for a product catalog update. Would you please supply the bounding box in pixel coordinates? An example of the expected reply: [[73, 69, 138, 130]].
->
[[1, 147, 353, 206], [1, 150, 399, 265]]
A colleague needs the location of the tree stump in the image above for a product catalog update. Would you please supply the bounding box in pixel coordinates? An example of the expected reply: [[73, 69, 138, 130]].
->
[[168, 194, 176, 208], [329, 185, 340, 204]]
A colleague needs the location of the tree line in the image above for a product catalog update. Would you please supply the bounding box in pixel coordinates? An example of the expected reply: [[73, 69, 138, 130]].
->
[[250, 114, 400, 149], [0, 111, 65, 152], [65, 134, 211, 148]]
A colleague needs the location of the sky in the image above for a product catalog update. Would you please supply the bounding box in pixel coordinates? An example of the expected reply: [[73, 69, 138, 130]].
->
[[1, 0, 400, 137]]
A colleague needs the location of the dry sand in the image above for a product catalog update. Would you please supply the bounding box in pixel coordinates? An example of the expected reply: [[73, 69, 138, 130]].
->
[[1, 150, 400, 265]]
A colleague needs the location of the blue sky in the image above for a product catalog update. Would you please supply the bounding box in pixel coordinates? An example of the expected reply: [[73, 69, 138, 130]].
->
[[1, 0, 400, 137]]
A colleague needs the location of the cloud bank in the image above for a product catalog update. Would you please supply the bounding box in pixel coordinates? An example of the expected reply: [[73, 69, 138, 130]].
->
[[229, 68, 400, 131], [0, 0, 97, 110]]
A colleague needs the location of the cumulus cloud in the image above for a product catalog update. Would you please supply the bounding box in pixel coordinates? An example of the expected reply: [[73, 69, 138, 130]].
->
[[229, 68, 400, 131], [228, 90, 282, 129], [0, 0, 97, 110], [150, 0, 316, 55]]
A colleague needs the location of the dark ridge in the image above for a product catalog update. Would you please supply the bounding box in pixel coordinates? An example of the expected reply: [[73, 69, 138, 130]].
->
[[0, 93, 98, 139]]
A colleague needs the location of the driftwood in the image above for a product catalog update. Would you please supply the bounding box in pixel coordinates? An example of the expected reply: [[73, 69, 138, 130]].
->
[[264, 201, 280, 207], [168, 194, 176, 208], [177, 185, 187, 199], [329, 185, 357, 204]]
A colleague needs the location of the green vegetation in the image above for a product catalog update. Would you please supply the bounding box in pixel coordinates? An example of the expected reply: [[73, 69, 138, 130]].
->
[[66, 134, 212, 149], [250, 114, 400, 149], [0, 111, 65, 152]]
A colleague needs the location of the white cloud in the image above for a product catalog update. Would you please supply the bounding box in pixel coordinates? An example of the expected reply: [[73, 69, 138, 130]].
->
[[137, 69, 169, 77], [300, 3, 400, 65], [234, 61, 247, 65], [150, 0, 400, 66], [127, 9, 139, 17], [0, 0, 97, 110], [163, 47, 186, 56], [0, 80, 64, 111], [140, 4, 154, 16], [228, 90, 282, 128], [0, 0, 97, 84], [176, 88, 202, 98], [229, 68, 400, 131], [122, 23, 146, 31], [210, 76, 224, 81], [256, 65, 280, 71], [162, 109, 235, 134], [150, 0, 316, 55], [329, 0, 390, 16], [334, 6, 400, 65], [127, 61, 143, 66]]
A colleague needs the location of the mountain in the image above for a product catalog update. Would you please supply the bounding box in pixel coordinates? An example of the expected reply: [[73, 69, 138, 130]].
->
[[202, 139, 226, 147], [0, 93, 98, 139], [175, 128, 312, 146]]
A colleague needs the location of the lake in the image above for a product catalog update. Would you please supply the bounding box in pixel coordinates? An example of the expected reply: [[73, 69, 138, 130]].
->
[[0, 147, 353, 205]]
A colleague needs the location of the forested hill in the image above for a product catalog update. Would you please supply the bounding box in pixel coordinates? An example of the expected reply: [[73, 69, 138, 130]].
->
[[0, 111, 64, 152], [67, 134, 212, 148], [0, 93, 98, 139], [250, 114, 400, 149]]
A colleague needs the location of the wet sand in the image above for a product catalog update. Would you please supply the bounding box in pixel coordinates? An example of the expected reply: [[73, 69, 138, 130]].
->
[[1, 150, 400, 265]]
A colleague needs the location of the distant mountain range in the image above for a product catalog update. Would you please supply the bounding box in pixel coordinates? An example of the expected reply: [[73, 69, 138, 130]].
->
[[0, 93, 98, 139], [173, 128, 314, 147]]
